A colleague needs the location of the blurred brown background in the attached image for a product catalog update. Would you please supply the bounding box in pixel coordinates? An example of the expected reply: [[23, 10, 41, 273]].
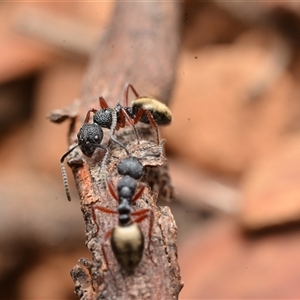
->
[[2, 1, 300, 299]]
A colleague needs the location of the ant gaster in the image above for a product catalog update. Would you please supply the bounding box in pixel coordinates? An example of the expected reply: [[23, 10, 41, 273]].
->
[[92, 156, 154, 274]]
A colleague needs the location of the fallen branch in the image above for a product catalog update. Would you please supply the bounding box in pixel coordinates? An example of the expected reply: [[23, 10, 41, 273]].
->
[[49, 2, 182, 299]]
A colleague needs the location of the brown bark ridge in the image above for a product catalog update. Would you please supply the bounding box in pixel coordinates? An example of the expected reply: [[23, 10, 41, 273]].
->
[[49, 2, 183, 299]]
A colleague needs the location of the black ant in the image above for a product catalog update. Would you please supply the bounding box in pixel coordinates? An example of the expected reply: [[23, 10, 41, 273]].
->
[[60, 109, 129, 201], [92, 156, 154, 274], [84, 83, 172, 145]]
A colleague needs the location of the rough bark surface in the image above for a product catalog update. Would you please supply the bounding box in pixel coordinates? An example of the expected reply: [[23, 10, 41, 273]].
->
[[49, 2, 182, 299]]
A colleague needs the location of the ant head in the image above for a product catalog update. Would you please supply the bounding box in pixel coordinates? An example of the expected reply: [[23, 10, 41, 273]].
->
[[93, 108, 114, 129], [77, 123, 104, 157], [117, 157, 144, 180]]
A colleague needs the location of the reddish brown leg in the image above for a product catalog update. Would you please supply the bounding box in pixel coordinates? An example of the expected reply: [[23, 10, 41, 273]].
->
[[92, 196, 120, 278], [84, 108, 98, 123], [123, 82, 140, 106], [120, 108, 135, 126], [132, 185, 146, 203], [106, 178, 119, 202], [119, 108, 140, 143], [101, 228, 113, 267], [118, 108, 127, 128], [133, 108, 160, 144], [99, 96, 109, 109], [132, 208, 154, 255], [101, 228, 118, 283], [92, 205, 118, 235], [102, 229, 113, 263]]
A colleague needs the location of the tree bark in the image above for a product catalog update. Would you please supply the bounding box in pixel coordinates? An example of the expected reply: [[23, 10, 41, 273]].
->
[[49, 2, 183, 299]]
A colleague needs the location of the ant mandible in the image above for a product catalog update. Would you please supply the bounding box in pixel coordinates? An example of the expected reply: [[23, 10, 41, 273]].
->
[[92, 156, 154, 274], [84, 83, 172, 145]]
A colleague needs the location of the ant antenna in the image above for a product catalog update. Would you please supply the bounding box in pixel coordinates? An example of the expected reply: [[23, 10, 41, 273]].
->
[[60, 144, 79, 202], [60, 144, 79, 164], [109, 109, 130, 156], [60, 162, 71, 201], [110, 108, 118, 142], [100, 147, 110, 190]]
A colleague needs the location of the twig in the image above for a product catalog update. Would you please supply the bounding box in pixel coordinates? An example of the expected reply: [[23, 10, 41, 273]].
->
[[49, 2, 182, 299]]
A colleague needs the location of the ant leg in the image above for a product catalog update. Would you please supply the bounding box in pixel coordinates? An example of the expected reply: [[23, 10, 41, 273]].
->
[[119, 108, 140, 144], [102, 228, 113, 265], [102, 228, 117, 282], [102, 231, 111, 268], [123, 83, 140, 106], [99, 96, 109, 109], [92, 205, 118, 235], [118, 108, 127, 128], [132, 209, 154, 255], [99, 96, 130, 153], [93, 208, 117, 279], [106, 178, 119, 202], [132, 185, 146, 203], [109, 109, 130, 155], [84, 108, 98, 123], [133, 108, 160, 144]]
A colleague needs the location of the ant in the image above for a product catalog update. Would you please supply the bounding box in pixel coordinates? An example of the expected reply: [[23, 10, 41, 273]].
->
[[92, 156, 154, 274], [84, 83, 172, 145], [60, 109, 129, 201]]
